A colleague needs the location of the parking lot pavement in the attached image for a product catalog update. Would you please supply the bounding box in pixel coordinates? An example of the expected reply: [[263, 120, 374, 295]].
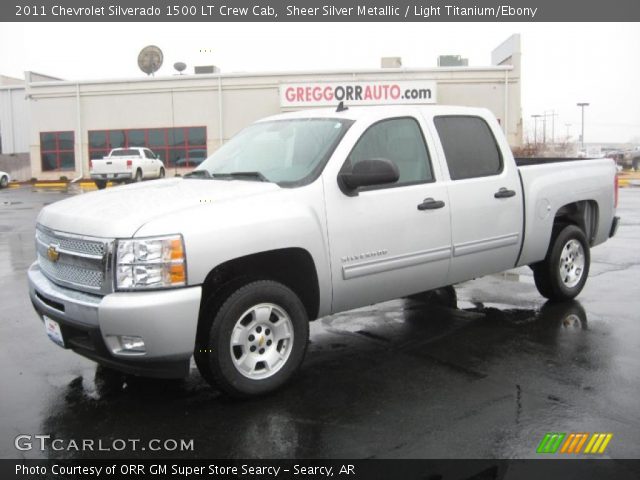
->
[[1, 186, 639, 460]]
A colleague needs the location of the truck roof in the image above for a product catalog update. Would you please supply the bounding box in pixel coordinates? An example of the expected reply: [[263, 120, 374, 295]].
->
[[261, 105, 493, 122]]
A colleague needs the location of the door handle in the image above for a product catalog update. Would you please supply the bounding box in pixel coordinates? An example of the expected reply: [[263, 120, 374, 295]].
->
[[494, 187, 516, 199], [417, 198, 445, 210]]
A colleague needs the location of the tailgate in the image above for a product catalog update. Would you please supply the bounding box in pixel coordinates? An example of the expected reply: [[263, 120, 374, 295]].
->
[[91, 157, 131, 174]]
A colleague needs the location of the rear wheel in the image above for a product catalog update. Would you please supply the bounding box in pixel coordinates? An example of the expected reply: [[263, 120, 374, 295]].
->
[[533, 225, 590, 301], [0, 175, 8, 188], [94, 180, 107, 190], [133, 169, 143, 182], [196, 280, 309, 397]]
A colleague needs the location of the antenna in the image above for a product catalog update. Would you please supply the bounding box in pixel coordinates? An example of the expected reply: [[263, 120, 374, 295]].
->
[[137, 45, 163, 76], [336, 101, 348, 112], [173, 62, 187, 75]]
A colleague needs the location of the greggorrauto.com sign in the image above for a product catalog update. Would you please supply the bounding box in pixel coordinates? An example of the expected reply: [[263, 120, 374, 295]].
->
[[280, 80, 437, 107]]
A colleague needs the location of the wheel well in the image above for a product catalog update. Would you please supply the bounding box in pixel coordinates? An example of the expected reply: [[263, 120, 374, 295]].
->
[[553, 200, 599, 245], [198, 248, 320, 322]]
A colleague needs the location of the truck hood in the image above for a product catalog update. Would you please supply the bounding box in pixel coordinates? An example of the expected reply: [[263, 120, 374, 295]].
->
[[37, 178, 281, 238]]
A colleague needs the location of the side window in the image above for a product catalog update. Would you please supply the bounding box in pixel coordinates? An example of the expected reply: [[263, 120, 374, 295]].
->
[[144, 149, 155, 159], [434, 116, 502, 180], [346, 117, 433, 185]]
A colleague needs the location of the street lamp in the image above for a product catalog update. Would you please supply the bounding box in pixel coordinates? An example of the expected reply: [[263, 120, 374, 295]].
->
[[577, 102, 589, 150], [531, 114, 542, 145]]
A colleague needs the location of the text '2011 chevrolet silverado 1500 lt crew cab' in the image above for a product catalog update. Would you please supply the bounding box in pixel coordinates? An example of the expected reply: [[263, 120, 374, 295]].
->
[[29, 106, 620, 397]]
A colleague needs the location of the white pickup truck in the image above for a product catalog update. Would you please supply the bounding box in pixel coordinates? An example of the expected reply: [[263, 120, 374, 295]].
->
[[90, 147, 165, 189], [29, 106, 619, 397]]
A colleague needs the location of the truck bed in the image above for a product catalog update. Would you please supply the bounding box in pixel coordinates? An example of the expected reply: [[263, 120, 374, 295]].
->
[[515, 157, 604, 166]]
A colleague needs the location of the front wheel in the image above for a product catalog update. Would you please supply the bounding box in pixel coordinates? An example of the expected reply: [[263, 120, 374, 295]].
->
[[195, 280, 309, 397], [158, 167, 165, 178], [0, 176, 8, 188], [533, 225, 590, 301]]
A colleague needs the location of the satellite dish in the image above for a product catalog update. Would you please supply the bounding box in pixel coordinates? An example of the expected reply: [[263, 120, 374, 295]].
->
[[137, 45, 163, 76], [174, 62, 187, 75]]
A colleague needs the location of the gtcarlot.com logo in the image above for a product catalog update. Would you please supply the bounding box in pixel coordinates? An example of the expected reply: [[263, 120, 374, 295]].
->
[[537, 432, 613, 454]]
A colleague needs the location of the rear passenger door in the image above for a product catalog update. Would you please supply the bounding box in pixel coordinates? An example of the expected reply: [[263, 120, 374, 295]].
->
[[432, 115, 523, 284], [324, 116, 452, 313]]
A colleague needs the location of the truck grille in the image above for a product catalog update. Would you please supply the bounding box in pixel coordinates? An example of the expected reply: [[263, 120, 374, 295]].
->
[[36, 226, 112, 294]]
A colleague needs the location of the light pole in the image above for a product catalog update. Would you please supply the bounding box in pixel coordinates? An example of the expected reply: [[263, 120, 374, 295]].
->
[[532, 114, 542, 145], [577, 102, 589, 150]]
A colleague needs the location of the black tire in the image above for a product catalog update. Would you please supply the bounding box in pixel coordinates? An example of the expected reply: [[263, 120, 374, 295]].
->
[[134, 169, 143, 182], [94, 180, 107, 190], [0, 176, 8, 188], [196, 280, 309, 397], [159, 168, 165, 178], [533, 224, 590, 302]]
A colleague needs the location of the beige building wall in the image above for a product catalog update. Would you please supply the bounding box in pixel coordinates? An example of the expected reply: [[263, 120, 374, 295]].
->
[[25, 35, 522, 180]]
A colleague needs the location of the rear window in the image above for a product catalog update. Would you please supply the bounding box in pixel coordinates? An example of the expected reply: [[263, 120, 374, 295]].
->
[[110, 149, 140, 157], [434, 116, 502, 180]]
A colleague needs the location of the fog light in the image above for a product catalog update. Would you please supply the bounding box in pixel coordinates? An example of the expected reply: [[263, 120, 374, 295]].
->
[[120, 335, 146, 353]]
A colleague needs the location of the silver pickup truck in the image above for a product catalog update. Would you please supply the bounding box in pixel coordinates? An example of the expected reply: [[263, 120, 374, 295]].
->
[[28, 106, 619, 397]]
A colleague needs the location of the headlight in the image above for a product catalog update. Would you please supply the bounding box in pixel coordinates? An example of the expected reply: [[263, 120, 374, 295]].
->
[[115, 235, 186, 290]]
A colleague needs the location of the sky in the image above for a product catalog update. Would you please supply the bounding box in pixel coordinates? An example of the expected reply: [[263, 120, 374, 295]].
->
[[1, 22, 639, 143]]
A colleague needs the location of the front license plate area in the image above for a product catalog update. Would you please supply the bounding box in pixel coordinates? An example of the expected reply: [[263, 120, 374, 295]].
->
[[44, 316, 65, 348]]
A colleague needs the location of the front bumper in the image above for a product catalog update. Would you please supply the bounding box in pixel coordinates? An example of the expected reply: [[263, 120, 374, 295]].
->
[[28, 262, 202, 378]]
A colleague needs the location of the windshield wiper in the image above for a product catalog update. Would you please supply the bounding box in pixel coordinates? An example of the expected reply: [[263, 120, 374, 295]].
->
[[183, 170, 211, 178], [211, 171, 269, 182]]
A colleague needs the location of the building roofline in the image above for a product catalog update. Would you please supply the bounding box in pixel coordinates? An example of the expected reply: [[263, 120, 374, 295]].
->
[[26, 65, 514, 88]]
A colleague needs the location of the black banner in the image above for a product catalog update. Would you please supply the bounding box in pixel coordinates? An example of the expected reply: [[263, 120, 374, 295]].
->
[[5, 460, 640, 480], [3, 0, 640, 22]]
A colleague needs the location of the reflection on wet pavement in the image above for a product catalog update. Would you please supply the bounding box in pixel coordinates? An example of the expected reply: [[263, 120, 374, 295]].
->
[[1, 187, 639, 460]]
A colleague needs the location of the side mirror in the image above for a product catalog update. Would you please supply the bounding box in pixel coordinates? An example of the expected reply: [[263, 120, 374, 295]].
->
[[338, 159, 399, 191]]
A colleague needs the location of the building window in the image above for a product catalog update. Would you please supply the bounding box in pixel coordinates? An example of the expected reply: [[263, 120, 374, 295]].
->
[[88, 127, 207, 167], [40, 131, 75, 171]]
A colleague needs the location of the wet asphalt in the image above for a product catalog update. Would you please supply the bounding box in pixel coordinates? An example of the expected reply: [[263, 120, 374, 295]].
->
[[0, 185, 639, 460]]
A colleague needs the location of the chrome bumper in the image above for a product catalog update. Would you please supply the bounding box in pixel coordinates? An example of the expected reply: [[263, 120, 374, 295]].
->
[[90, 172, 133, 180], [28, 262, 202, 378]]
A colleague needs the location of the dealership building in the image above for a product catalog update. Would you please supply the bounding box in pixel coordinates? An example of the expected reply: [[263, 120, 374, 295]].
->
[[0, 35, 522, 181]]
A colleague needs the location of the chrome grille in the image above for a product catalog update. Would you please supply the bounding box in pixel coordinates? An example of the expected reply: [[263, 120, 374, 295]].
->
[[35, 225, 112, 294], [36, 228, 105, 257], [37, 254, 104, 288]]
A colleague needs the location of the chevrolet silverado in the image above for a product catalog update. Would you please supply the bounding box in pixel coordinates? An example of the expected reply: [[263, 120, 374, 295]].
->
[[29, 106, 619, 396]]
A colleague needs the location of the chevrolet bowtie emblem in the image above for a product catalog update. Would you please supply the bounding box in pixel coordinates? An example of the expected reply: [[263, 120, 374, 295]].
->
[[47, 244, 60, 262]]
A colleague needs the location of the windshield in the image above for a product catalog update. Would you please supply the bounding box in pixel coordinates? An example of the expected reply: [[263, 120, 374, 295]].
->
[[194, 118, 353, 185]]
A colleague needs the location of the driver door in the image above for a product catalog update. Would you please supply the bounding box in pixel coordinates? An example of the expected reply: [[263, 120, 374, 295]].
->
[[324, 116, 452, 313]]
